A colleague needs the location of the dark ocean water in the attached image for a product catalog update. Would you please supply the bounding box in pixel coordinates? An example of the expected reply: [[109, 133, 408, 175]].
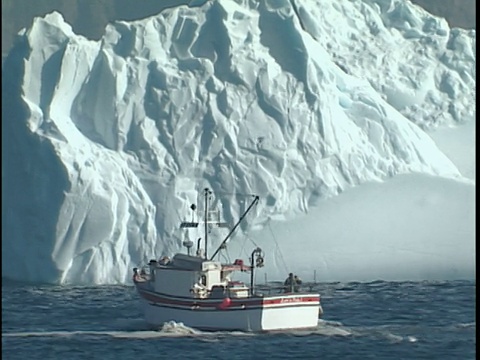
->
[[2, 280, 475, 359]]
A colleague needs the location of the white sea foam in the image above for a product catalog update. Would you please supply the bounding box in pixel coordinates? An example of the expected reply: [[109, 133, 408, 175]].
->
[[2, 319, 354, 339]]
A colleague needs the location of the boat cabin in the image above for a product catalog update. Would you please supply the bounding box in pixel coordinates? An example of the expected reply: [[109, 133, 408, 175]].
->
[[148, 253, 250, 299]]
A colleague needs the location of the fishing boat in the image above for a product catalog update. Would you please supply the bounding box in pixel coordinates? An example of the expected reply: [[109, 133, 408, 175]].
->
[[133, 188, 323, 332]]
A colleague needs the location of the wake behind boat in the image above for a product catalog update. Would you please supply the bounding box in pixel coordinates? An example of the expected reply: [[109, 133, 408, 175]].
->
[[133, 188, 323, 332]]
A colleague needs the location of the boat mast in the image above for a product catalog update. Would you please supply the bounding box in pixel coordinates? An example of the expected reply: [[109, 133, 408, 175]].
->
[[204, 188, 210, 259], [209, 195, 259, 261]]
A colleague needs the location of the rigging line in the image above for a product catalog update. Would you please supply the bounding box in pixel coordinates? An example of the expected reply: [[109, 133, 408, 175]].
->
[[267, 221, 289, 273], [238, 233, 251, 260], [216, 236, 232, 264], [215, 192, 259, 198], [224, 248, 232, 264], [219, 249, 230, 264], [247, 234, 259, 248]]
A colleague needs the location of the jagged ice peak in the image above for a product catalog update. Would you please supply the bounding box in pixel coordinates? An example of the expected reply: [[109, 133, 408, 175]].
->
[[1, 0, 475, 284]]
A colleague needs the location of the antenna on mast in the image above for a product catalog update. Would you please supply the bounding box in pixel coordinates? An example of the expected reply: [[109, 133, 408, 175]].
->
[[180, 188, 245, 259], [182, 239, 194, 255], [180, 203, 200, 255]]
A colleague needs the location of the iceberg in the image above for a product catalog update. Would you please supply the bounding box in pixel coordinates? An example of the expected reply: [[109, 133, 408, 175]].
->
[[1, 0, 475, 284]]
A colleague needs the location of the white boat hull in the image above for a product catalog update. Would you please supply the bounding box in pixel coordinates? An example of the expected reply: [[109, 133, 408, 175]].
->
[[136, 287, 321, 332]]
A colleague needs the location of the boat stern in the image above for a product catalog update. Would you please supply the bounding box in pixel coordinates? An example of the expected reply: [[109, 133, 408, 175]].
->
[[260, 293, 321, 331]]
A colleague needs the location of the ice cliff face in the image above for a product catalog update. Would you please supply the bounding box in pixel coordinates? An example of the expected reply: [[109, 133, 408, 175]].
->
[[292, 0, 476, 128], [2, 0, 475, 284]]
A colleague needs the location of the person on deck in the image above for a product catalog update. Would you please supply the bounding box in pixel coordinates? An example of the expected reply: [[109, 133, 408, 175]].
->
[[293, 275, 302, 292], [284, 273, 295, 293], [284, 273, 302, 293]]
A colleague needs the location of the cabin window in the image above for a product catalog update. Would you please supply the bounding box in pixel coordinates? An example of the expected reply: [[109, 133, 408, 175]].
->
[[201, 275, 207, 286]]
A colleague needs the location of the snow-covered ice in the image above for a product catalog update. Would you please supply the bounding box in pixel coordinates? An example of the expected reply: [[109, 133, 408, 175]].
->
[[1, 0, 475, 284]]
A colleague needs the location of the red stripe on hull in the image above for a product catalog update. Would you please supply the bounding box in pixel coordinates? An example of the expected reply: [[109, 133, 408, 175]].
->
[[137, 287, 320, 309]]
